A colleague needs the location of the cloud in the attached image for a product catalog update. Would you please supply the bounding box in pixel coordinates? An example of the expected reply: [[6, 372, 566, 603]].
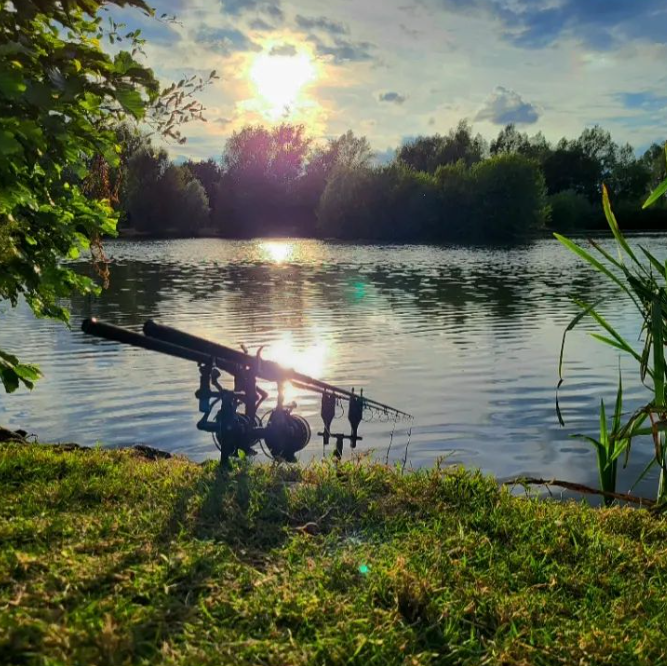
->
[[248, 17, 274, 31], [219, 0, 283, 21], [475, 86, 540, 125], [295, 15, 349, 35], [435, 0, 667, 50], [379, 91, 407, 105], [195, 26, 260, 55], [270, 43, 297, 56], [307, 34, 375, 64]]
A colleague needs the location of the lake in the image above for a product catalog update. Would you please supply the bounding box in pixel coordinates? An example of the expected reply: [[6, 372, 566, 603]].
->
[[0, 236, 662, 495]]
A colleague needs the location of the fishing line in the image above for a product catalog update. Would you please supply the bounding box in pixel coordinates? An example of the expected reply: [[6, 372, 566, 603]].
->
[[385, 413, 399, 464]]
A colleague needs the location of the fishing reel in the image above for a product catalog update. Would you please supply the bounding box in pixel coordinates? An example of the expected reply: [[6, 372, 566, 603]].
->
[[195, 362, 311, 463], [263, 407, 312, 461]]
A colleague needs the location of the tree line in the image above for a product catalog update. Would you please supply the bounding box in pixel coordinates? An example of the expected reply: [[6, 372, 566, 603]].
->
[[114, 121, 667, 242]]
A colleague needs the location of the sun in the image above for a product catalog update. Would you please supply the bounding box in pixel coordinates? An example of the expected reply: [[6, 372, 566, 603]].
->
[[249, 50, 316, 119]]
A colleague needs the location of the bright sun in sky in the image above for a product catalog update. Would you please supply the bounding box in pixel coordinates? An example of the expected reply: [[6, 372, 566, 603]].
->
[[249, 50, 317, 119]]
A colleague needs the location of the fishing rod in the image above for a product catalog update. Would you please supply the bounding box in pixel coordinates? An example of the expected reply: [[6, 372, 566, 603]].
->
[[82, 318, 412, 464]]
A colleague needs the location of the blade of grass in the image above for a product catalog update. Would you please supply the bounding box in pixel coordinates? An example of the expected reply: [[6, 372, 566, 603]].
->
[[613, 372, 623, 434], [640, 246, 666, 280], [653, 296, 665, 408], [603, 184, 641, 267], [589, 334, 645, 367], [554, 234, 634, 299], [643, 177, 667, 209], [558, 298, 606, 381]]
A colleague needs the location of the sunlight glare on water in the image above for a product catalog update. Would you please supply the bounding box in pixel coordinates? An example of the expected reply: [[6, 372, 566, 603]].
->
[[260, 240, 295, 264]]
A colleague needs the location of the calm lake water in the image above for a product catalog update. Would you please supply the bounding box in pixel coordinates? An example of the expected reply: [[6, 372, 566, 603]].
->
[[0, 236, 663, 494]]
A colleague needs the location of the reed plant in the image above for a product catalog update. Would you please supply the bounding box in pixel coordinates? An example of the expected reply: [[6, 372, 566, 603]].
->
[[557, 153, 667, 504]]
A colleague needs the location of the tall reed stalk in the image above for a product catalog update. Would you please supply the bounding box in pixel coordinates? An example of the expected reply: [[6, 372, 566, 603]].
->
[[557, 162, 667, 504]]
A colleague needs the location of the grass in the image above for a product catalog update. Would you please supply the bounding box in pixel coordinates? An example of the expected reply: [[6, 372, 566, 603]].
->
[[2, 444, 667, 665]]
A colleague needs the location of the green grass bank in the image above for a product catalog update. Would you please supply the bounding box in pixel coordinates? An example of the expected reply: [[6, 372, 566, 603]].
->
[[2, 443, 667, 666]]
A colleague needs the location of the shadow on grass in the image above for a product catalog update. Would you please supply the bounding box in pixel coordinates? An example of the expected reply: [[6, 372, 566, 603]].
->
[[121, 462, 294, 663], [9, 460, 296, 666]]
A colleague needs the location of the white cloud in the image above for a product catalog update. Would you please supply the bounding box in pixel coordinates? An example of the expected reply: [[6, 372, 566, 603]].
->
[[475, 87, 540, 125]]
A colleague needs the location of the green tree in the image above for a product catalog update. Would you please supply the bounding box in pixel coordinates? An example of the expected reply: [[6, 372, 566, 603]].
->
[[184, 158, 221, 224], [297, 130, 373, 211], [490, 124, 552, 163], [433, 161, 474, 241], [547, 190, 596, 231], [471, 154, 549, 240], [0, 0, 211, 392], [398, 121, 485, 174], [125, 146, 209, 234], [543, 145, 601, 201], [220, 123, 311, 236], [316, 165, 376, 239]]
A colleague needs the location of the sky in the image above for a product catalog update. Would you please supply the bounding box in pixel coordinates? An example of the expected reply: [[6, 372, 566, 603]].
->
[[109, 0, 667, 162]]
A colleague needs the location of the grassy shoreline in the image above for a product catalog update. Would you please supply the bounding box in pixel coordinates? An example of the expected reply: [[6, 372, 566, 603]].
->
[[2, 442, 667, 665]]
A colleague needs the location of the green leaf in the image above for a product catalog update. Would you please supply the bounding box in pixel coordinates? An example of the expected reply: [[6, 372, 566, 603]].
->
[[643, 177, 667, 209], [602, 184, 640, 266], [557, 297, 606, 381], [14, 364, 42, 383], [0, 68, 27, 98], [600, 399, 608, 446], [613, 372, 623, 435], [653, 296, 665, 408], [0, 368, 19, 393], [602, 185, 640, 265], [589, 334, 644, 366], [639, 246, 666, 281], [0, 130, 22, 155], [554, 234, 632, 300], [116, 86, 145, 119]]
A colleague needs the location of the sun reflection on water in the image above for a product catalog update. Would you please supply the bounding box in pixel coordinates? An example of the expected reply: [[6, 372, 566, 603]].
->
[[261, 332, 330, 404], [260, 241, 294, 264]]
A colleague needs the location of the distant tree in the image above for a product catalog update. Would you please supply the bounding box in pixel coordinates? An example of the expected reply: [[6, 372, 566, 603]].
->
[[317, 165, 376, 239], [575, 125, 618, 181], [471, 155, 549, 240], [490, 124, 531, 156], [543, 145, 601, 201], [307, 131, 373, 178], [490, 124, 552, 163], [184, 158, 221, 225], [398, 135, 448, 173], [642, 143, 667, 191], [220, 123, 311, 235], [398, 120, 485, 173], [125, 146, 209, 234], [224, 124, 311, 188], [547, 190, 596, 231], [184, 159, 221, 206], [608, 143, 651, 202], [298, 131, 373, 212], [433, 161, 474, 240], [317, 163, 438, 241]]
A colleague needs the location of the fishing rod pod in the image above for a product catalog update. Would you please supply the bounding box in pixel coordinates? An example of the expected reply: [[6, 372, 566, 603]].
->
[[82, 318, 410, 464]]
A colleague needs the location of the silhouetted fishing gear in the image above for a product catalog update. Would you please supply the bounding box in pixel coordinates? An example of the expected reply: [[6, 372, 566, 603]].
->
[[81, 318, 412, 465]]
